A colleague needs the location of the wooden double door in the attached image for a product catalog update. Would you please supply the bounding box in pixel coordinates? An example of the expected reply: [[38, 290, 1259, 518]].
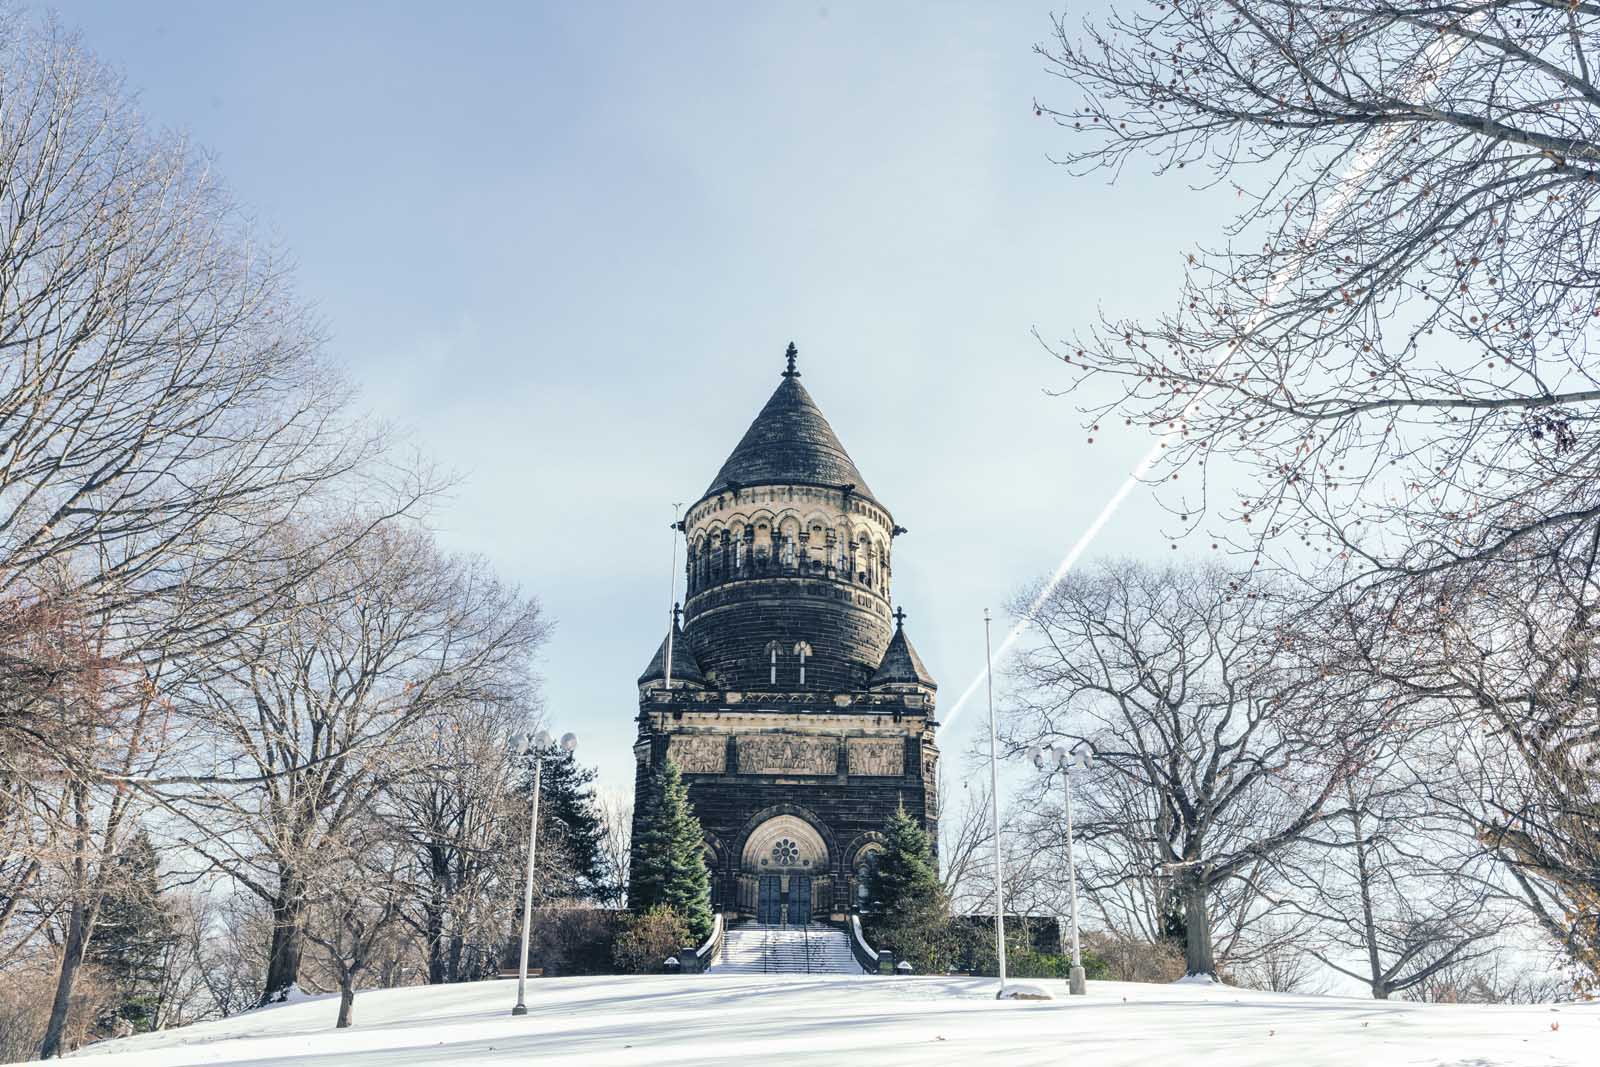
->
[[756, 874, 812, 924]]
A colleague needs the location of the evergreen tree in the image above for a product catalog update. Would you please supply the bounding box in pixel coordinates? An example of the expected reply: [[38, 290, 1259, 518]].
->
[[518, 743, 613, 904], [863, 804, 954, 972], [87, 832, 174, 1032], [628, 759, 713, 941], [1159, 887, 1188, 949]]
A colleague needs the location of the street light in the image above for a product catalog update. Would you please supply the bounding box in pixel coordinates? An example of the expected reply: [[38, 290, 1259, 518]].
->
[[510, 728, 578, 1017], [1032, 741, 1093, 995]]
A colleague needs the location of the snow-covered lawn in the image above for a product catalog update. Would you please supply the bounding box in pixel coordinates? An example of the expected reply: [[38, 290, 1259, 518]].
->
[[40, 974, 1596, 1067]]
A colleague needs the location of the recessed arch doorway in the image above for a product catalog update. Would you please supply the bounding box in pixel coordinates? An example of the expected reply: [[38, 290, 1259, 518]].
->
[[738, 813, 829, 924]]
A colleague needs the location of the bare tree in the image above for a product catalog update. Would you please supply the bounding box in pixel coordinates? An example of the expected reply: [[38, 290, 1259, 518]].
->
[[1226, 922, 1325, 994], [1402, 949, 1577, 1004], [1006, 560, 1389, 977], [1310, 556, 1600, 984], [1288, 776, 1500, 999], [1013, 753, 1313, 980], [936, 768, 994, 911], [17, 590, 184, 1058], [0, 11, 399, 790], [0, 13, 442, 1050], [1037, 2, 1600, 588], [188, 890, 272, 1020], [1033, 6, 1600, 977], [147, 889, 226, 1030], [302, 820, 412, 1029], [391, 702, 528, 984], [597, 790, 633, 911], [167, 521, 546, 1005]]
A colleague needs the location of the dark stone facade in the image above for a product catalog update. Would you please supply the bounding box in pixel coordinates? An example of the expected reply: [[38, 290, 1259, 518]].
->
[[630, 347, 938, 922], [684, 578, 893, 693]]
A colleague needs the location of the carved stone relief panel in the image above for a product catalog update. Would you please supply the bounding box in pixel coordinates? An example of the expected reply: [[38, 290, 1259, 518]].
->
[[736, 735, 837, 775], [668, 735, 726, 774], [847, 738, 904, 777]]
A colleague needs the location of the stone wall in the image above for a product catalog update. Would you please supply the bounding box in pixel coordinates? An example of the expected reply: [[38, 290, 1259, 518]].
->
[[632, 711, 940, 920], [684, 578, 893, 692]]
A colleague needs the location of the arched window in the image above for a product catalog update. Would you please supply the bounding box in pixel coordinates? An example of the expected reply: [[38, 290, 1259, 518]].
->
[[854, 845, 884, 909], [764, 640, 782, 686], [793, 640, 813, 687]]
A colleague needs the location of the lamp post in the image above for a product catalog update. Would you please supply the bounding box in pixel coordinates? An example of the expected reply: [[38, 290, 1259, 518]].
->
[[1032, 741, 1093, 995], [511, 728, 578, 1017]]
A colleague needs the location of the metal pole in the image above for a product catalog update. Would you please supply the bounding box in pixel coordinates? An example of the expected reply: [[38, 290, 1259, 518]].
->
[[1064, 767, 1086, 995], [984, 609, 1008, 996], [512, 754, 543, 1016], [664, 504, 682, 690]]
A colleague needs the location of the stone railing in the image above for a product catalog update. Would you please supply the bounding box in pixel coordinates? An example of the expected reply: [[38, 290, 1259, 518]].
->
[[668, 912, 725, 975], [849, 914, 900, 975]]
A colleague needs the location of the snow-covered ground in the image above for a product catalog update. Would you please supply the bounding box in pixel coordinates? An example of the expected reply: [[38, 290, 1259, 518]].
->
[[40, 974, 1596, 1067]]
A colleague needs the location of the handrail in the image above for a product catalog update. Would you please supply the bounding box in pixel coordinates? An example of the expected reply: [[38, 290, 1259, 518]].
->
[[848, 914, 880, 973], [668, 912, 726, 974], [695, 912, 726, 968]]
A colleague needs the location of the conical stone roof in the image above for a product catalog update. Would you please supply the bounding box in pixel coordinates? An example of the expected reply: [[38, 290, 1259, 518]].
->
[[704, 356, 876, 504], [638, 621, 706, 687], [869, 620, 936, 690]]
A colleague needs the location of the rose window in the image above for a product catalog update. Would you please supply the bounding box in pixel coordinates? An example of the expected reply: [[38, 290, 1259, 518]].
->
[[771, 838, 800, 866]]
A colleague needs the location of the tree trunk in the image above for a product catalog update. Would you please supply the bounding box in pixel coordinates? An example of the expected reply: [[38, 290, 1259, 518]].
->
[[446, 932, 465, 982], [424, 902, 446, 984], [41, 780, 99, 1060], [425, 846, 449, 984], [260, 881, 307, 1006], [336, 977, 355, 1029], [38, 899, 91, 1059], [1182, 880, 1216, 978], [1348, 794, 1388, 1000]]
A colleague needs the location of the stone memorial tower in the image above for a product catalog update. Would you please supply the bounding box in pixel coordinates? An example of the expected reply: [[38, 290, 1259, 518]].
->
[[630, 343, 938, 924]]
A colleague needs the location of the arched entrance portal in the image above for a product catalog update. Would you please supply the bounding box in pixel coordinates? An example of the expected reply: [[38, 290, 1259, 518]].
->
[[738, 814, 829, 924]]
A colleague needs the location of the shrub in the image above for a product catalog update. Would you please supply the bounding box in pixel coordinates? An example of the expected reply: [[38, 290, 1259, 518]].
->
[[1080, 931, 1185, 983], [612, 905, 692, 974], [525, 907, 623, 976], [0, 959, 113, 1060]]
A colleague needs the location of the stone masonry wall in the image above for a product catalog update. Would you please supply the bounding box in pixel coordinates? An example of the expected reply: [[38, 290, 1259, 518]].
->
[[684, 578, 892, 692]]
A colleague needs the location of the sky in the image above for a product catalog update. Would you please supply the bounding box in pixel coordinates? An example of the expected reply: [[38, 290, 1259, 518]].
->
[[46, 1, 1232, 796]]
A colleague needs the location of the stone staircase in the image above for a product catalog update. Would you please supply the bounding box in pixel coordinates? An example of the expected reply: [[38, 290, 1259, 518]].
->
[[714, 923, 864, 975]]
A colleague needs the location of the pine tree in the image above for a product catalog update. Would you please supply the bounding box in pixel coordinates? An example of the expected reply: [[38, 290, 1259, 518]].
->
[[87, 832, 174, 1032], [628, 759, 713, 941], [863, 804, 953, 972], [519, 743, 613, 903]]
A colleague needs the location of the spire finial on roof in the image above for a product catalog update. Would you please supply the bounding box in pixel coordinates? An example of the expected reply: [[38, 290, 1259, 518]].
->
[[782, 341, 799, 378], [893, 606, 907, 630], [672, 602, 682, 626]]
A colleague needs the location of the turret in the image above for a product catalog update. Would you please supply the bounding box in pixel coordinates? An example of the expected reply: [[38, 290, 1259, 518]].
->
[[675, 343, 911, 694]]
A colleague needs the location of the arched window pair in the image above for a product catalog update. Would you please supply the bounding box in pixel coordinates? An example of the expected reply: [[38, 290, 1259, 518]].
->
[[763, 639, 815, 687]]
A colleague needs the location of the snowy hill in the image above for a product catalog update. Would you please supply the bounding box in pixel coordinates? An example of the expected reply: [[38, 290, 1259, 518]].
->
[[39, 974, 1595, 1067]]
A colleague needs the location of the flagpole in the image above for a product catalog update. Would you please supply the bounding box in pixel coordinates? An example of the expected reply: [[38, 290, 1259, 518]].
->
[[664, 503, 682, 689], [985, 608, 1009, 997]]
